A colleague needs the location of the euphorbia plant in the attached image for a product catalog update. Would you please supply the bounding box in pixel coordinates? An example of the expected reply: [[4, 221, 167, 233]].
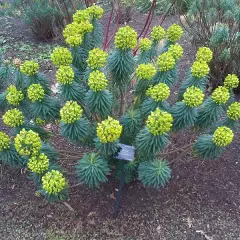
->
[[0, 4, 240, 203]]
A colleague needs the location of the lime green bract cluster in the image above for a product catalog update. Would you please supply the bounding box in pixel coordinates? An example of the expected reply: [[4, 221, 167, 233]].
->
[[0, 132, 11, 151], [65, 35, 82, 47], [212, 86, 230, 104], [97, 117, 122, 143], [51, 47, 73, 68], [146, 108, 173, 135], [157, 52, 175, 72], [196, 47, 213, 63], [213, 126, 234, 147], [73, 5, 104, 22], [14, 129, 42, 156], [87, 48, 108, 69], [3, 108, 24, 127], [151, 26, 165, 42], [166, 24, 183, 42], [88, 70, 108, 91], [227, 102, 240, 120], [6, 85, 24, 106], [60, 101, 83, 124], [168, 43, 183, 60], [56, 66, 74, 85], [63, 21, 93, 45], [114, 26, 137, 50], [136, 63, 157, 80], [42, 170, 67, 195], [183, 86, 204, 107], [87, 4, 104, 19], [139, 38, 152, 52], [191, 61, 209, 78], [27, 84, 45, 102], [20, 61, 39, 76], [146, 83, 170, 102], [224, 74, 239, 89], [28, 153, 49, 174]]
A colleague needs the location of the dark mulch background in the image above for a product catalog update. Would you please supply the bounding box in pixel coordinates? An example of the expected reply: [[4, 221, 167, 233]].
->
[[0, 9, 240, 240]]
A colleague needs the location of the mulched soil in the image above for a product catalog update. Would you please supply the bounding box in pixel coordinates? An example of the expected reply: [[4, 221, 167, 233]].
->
[[0, 8, 240, 240]]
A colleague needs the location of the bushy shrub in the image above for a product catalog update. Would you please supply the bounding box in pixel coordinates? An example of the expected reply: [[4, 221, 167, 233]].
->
[[178, 0, 240, 92], [0, 5, 239, 203], [10, 0, 85, 40]]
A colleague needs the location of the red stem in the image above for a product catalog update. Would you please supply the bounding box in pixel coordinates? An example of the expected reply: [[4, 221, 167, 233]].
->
[[159, 0, 177, 25], [62, 0, 71, 22], [143, 3, 155, 38], [84, 0, 89, 7], [133, 0, 156, 56], [137, 0, 156, 40], [105, 0, 121, 49], [103, 0, 114, 50], [69, 0, 76, 12]]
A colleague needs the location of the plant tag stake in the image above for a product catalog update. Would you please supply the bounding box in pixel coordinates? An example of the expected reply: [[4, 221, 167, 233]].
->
[[115, 144, 135, 161], [114, 144, 135, 218]]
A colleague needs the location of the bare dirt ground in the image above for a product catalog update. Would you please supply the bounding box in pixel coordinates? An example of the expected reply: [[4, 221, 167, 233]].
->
[[0, 8, 240, 240]]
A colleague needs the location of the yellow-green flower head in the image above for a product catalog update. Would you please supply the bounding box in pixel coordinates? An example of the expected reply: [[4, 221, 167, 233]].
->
[[224, 74, 239, 89], [151, 26, 165, 42], [27, 84, 45, 102], [87, 48, 108, 69], [79, 20, 94, 34], [73, 9, 90, 23], [227, 102, 240, 120], [42, 170, 67, 195], [183, 86, 204, 108], [191, 61, 209, 78], [88, 70, 108, 91], [63, 22, 81, 39], [60, 101, 83, 124], [212, 126, 234, 147], [168, 43, 183, 60], [3, 108, 24, 127], [35, 118, 46, 126], [166, 24, 183, 42], [27, 153, 49, 174], [136, 63, 157, 80], [0, 131, 11, 151], [65, 35, 82, 47], [139, 38, 152, 52], [97, 117, 122, 143], [87, 4, 104, 19], [56, 66, 74, 85], [212, 86, 230, 104], [196, 47, 213, 63], [157, 52, 175, 72], [14, 129, 42, 156], [6, 85, 24, 106], [51, 47, 72, 68], [20, 60, 39, 76], [114, 26, 137, 50], [63, 21, 93, 39], [146, 83, 170, 102], [146, 108, 173, 135]]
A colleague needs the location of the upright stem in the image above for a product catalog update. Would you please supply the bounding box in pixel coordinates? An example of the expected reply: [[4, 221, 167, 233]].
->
[[103, 0, 114, 50], [105, 0, 121, 49], [159, 0, 177, 25], [69, 0, 76, 12], [62, 0, 71, 23], [133, 0, 156, 55], [119, 89, 124, 116], [137, 0, 156, 40]]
